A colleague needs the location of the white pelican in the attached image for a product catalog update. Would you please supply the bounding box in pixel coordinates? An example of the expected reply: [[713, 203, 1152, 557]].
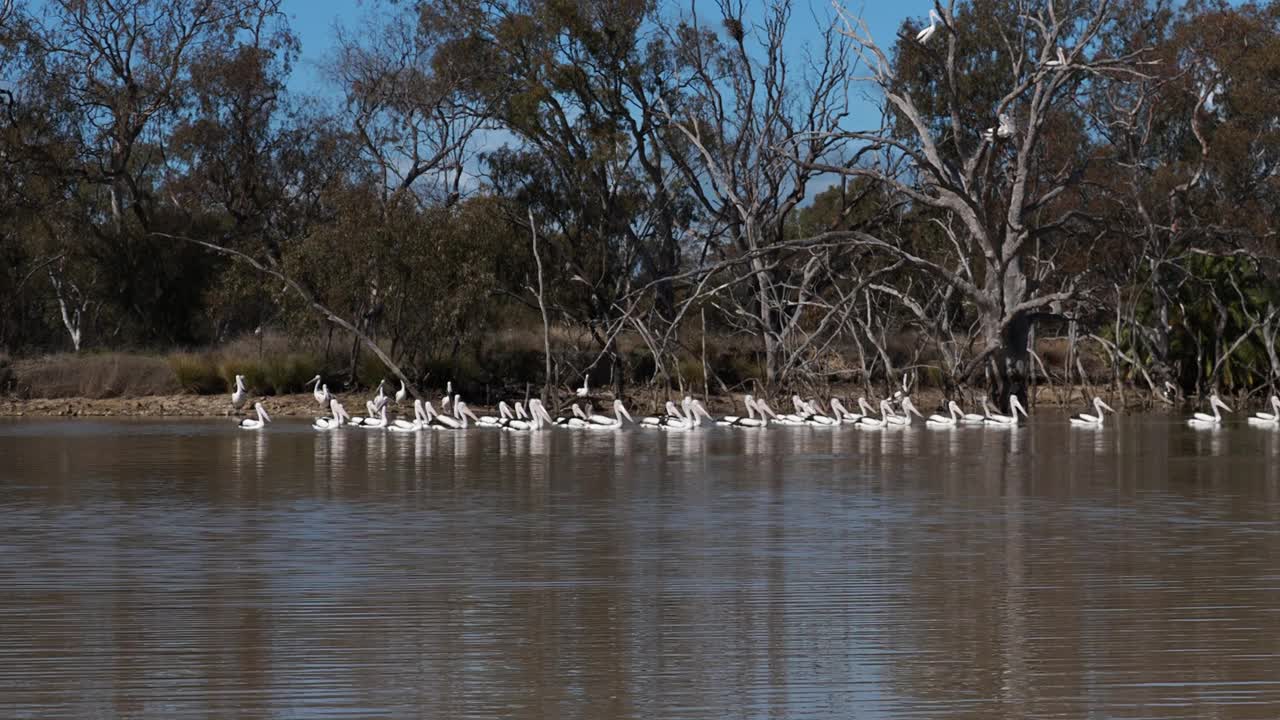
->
[[886, 397, 924, 426], [854, 400, 896, 429], [983, 396, 1028, 425], [804, 400, 839, 426], [915, 9, 941, 43], [1248, 396, 1280, 426], [716, 394, 755, 425], [1188, 394, 1232, 427], [238, 401, 271, 430], [576, 377, 589, 397], [394, 380, 407, 405], [373, 379, 387, 406], [503, 399, 554, 431], [660, 398, 697, 431], [360, 405, 388, 429], [555, 403, 590, 427], [641, 400, 682, 427], [390, 399, 428, 432], [829, 398, 857, 423], [688, 399, 716, 427], [230, 374, 247, 411], [926, 401, 963, 427], [586, 400, 633, 429], [956, 402, 987, 425], [723, 396, 771, 427], [478, 401, 513, 426], [313, 399, 349, 430], [306, 375, 330, 405], [1070, 397, 1116, 427]]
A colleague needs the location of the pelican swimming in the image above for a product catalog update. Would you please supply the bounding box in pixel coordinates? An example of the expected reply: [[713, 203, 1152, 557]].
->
[[722, 396, 771, 427], [854, 400, 896, 429], [887, 397, 924, 426], [803, 400, 839, 426], [360, 405, 388, 429], [389, 399, 428, 432], [641, 400, 683, 428], [982, 396, 1027, 425], [1070, 397, 1116, 427], [1248, 396, 1280, 426], [586, 399, 633, 429], [926, 401, 964, 427], [555, 403, 590, 427], [503, 399, 554, 431], [313, 399, 349, 430], [478, 401, 513, 426], [230, 374, 247, 411], [956, 402, 987, 425], [716, 394, 755, 425], [238, 401, 270, 430], [915, 9, 941, 43], [1188, 394, 1232, 427]]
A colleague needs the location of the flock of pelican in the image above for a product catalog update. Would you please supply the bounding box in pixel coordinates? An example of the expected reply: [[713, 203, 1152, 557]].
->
[[236, 373, 1280, 433], [229, 373, 1280, 433]]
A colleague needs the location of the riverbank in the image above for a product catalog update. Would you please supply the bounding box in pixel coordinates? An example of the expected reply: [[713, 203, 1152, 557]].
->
[[0, 385, 1174, 418]]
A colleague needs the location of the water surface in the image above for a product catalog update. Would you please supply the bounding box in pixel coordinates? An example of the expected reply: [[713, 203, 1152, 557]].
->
[[2, 415, 1279, 718]]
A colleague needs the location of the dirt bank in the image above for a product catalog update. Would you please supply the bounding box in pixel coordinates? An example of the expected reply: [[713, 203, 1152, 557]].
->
[[0, 384, 1176, 418]]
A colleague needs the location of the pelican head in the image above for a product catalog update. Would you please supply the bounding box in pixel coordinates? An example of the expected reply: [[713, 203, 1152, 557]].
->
[[858, 397, 874, 415], [948, 400, 963, 416], [614, 399, 633, 423], [254, 402, 271, 423], [901, 397, 923, 418], [306, 374, 321, 387], [1009, 395, 1028, 418], [1210, 394, 1232, 414], [1095, 397, 1116, 414]]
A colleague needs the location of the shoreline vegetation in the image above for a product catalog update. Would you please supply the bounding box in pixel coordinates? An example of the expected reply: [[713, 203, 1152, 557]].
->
[[0, 340, 1231, 419]]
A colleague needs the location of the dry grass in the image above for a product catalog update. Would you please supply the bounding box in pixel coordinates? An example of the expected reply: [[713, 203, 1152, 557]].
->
[[14, 353, 180, 399]]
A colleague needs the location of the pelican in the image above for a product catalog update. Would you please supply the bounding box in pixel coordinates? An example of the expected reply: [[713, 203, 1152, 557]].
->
[[313, 399, 348, 430], [390, 399, 428, 432], [576, 377, 589, 397], [1248, 396, 1280, 426], [373, 379, 387, 407], [230, 374, 247, 411], [478, 401, 514, 426], [238, 401, 270, 430], [983, 396, 1028, 425], [829, 398, 857, 423], [855, 400, 896, 429], [586, 399, 633, 429], [1188, 394, 1232, 427], [641, 400, 683, 427], [915, 9, 941, 43], [360, 405, 388, 429], [503, 399, 554, 431], [1070, 397, 1116, 427], [306, 375, 329, 405], [926, 401, 964, 427], [716, 394, 755, 425], [556, 403, 591, 427], [394, 380, 407, 405], [660, 398, 698, 431], [803, 400, 839, 426], [723, 396, 771, 427], [956, 402, 987, 425], [1044, 46, 1068, 68], [886, 397, 924, 426]]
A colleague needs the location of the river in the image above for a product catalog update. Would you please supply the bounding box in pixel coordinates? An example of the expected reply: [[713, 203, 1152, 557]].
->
[[2, 416, 1279, 718]]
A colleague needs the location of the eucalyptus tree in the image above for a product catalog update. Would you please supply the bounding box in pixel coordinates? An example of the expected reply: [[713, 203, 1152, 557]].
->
[[817, 0, 1157, 405]]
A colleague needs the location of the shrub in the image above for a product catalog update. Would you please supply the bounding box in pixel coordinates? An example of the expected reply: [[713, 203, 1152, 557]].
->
[[168, 353, 225, 394], [15, 353, 180, 399]]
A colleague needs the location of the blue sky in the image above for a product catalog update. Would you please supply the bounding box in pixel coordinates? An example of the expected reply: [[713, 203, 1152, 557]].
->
[[284, 0, 938, 128]]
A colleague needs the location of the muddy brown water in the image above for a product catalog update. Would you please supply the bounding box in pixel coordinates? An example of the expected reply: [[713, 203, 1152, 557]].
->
[[2, 416, 1279, 719]]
